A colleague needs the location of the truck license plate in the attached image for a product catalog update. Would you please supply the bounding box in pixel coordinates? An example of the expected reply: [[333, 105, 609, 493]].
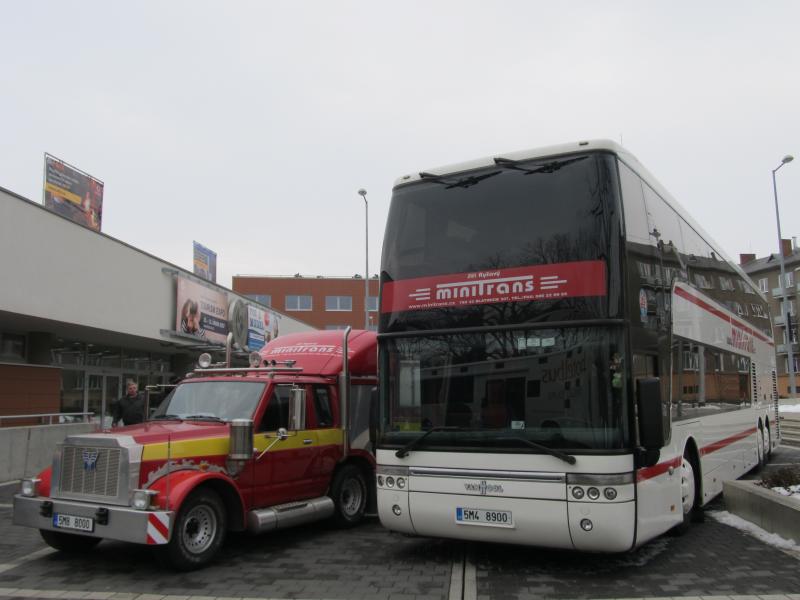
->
[[53, 513, 94, 533], [456, 507, 513, 528]]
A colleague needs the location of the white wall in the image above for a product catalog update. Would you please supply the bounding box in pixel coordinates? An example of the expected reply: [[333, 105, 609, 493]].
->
[[0, 187, 313, 343], [0, 422, 96, 482]]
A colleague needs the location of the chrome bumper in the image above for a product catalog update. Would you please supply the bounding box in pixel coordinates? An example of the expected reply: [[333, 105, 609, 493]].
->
[[13, 494, 173, 545]]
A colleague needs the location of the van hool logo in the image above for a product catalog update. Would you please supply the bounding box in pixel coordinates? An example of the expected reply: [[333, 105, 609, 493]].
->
[[728, 328, 755, 354], [82, 449, 99, 472], [464, 480, 504, 495]]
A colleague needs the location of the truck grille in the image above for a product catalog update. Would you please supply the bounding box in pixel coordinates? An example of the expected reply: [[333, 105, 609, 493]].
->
[[59, 446, 122, 498]]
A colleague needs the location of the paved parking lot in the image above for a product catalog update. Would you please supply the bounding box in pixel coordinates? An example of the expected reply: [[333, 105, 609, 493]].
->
[[0, 447, 798, 600]]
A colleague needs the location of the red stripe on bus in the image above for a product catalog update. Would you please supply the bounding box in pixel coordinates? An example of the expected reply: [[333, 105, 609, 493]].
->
[[637, 426, 758, 481], [636, 456, 681, 482], [699, 426, 757, 456], [673, 286, 773, 346]]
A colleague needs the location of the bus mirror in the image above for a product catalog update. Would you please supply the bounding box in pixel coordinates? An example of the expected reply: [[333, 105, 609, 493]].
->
[[288, 387, 306, 431], [637, 377, 665, 453]]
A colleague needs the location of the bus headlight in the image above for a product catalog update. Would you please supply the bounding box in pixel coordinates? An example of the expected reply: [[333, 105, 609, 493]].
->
[[580, 518, 594, 531], [587, 487, 600, 500], [571, 487, 585, 499], [21, 478, 40, 497], [386, 476, 395, 488], [603, 487, 617, 500], [396, 477, 406, 489], [377, 475, 384, 487]]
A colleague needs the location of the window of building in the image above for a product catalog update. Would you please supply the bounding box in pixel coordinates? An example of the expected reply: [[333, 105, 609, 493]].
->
[[786, 272, 795, 288], [0, 332, 26, 362], [325, 296, 352, 311], [719, 277, 735, 291], [367, 296, 379, 312], [758, 278, 769, 293], [286, 295, 312, 311], [246, 294, 271, 307]]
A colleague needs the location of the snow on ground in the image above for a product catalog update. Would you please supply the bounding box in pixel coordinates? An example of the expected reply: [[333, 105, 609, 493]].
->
[[779, 403, 800, 413], [771, 484, 800, 503], [708, 510, 799, 551]]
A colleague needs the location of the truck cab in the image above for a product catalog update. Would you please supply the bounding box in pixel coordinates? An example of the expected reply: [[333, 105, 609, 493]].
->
[[14, 328, 377, 570]]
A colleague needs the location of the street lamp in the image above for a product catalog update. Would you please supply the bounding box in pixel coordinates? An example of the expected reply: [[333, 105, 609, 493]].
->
[[772, 154, 795, 398], [358, 188, 369, 330]]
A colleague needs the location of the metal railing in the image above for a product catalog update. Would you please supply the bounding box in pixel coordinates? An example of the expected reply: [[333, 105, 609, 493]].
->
[[0, 412, 94, 426]]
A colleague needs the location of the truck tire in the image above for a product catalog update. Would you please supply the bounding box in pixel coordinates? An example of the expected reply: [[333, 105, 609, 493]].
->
[[40, 530, 101, 552], [329, 464, 367, 527], [158, 488, 227, 571]]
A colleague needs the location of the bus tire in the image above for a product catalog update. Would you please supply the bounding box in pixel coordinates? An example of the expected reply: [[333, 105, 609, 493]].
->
[[765, 422, 772, 459], [157, 488, 226, 571], [757, 425, 767, 469], [329, 464, 367, 527], [674, 450, 702, 534], [40, 530, 101, 552]]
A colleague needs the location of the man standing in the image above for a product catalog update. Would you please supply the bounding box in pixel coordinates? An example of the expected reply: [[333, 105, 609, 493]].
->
[[112, 379, 146, 427]]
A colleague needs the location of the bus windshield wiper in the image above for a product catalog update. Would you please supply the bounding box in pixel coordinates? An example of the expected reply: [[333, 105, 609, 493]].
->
[[395, 426, 467, 458], [496, 435, 577, 465], [493, 155, 587, 175], [152, 414, 182, 421], [419, 170, 502, 189]]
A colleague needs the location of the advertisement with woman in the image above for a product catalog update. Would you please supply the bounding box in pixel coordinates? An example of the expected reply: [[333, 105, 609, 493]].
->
[[176, 276, 229, 344]]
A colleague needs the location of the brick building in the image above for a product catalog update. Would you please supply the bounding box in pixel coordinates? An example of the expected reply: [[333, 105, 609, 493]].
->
[[233, 275, 380, 331], [740, 238, 800, 396]]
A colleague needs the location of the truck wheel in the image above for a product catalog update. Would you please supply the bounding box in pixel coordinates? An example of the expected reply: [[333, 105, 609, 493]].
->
[[159, 488, 226, 571], [329, 464, 367, 527], [40, 530, 101, 552]]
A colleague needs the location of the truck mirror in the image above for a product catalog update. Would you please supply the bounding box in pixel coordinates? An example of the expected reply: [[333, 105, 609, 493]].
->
[[288, 387, 306, 431], [637, 377, 664, 466]]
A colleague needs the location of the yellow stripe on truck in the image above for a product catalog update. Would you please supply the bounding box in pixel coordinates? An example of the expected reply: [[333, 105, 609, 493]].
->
[[142, 428, 345, 461]]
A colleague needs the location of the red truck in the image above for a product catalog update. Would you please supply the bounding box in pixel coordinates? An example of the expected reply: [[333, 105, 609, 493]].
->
[[14, 328, 377, 569]]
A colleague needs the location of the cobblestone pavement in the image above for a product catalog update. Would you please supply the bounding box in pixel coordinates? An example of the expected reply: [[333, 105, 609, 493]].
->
[[0, 447, 798, 600]]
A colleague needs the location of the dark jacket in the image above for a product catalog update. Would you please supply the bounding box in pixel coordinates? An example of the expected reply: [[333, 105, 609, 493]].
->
[[113, 392, 146, 426]]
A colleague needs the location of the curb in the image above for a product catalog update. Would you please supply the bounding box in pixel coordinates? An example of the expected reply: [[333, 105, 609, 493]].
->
[[723, 479, 800, 544]]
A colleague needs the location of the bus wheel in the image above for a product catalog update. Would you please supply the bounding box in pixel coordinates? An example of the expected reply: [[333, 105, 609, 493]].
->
[[157, 489, 226, 571], [330, 464, 367, 527], [40, 530, 101, 552], [674, 452, 701, 534], [764, 423, 772, 459], [757, 426, 767, 469]]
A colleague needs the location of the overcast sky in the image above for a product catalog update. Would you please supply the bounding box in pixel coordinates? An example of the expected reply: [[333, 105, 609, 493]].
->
[[2, 1, 798, 288]]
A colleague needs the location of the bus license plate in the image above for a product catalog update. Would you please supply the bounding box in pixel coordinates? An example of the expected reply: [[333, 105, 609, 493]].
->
[[53, 513, 94, 533], [456, 507, 513, 528]]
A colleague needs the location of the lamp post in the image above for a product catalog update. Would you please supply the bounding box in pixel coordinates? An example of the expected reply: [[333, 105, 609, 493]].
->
[[358, 188, 369, 330], [772, 155, 796, 398]]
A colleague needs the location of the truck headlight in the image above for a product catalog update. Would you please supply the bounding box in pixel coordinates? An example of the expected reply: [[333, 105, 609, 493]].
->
[[131, 489, 158, 510], [21, 478, 40, 497]]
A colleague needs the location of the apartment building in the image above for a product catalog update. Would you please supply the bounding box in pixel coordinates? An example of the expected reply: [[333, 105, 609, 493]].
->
[[741, 238, 800, 396], [232, 275, 380, 331]]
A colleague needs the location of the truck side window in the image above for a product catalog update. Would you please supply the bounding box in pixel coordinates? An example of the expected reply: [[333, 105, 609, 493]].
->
[[260, 387, 290, 431], [313, 385, 334, 428]]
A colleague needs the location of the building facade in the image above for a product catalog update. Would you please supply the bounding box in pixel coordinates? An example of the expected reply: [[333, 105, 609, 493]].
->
[[740, 238, 800, 396], [233, 275, 380, 331], [0, 186, 313, 426]]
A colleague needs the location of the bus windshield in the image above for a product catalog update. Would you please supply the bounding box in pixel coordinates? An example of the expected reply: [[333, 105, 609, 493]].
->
[[380, 153, 621, 331], [379, 326, 629, 452]]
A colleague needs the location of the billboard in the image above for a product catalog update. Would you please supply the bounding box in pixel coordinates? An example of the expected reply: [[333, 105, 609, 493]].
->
[[247, 304, 281, 351], [176, 276, 229, 344], [43, 154, 104, 232], [193, 241, 217, 283]]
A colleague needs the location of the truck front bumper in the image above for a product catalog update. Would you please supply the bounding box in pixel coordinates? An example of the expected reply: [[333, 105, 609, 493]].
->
[[13, 494, 173, 545]]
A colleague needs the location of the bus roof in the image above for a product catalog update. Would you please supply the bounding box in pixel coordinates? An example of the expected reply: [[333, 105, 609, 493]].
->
[[393, 139, 766, 304]]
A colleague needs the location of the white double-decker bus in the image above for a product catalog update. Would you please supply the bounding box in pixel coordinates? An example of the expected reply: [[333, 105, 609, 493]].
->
[[375, 140, 779, 551]]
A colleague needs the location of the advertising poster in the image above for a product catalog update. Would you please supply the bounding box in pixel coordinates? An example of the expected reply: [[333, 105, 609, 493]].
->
[[247, 304, 281, 351], [43, 154, 104, 232], [193, 241, 217, 283], [176, 276, 229, 344]]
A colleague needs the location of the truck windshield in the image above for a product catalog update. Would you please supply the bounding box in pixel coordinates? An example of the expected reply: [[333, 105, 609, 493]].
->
[[379, 326, 629, 452], [153, 381, 266, 422]]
